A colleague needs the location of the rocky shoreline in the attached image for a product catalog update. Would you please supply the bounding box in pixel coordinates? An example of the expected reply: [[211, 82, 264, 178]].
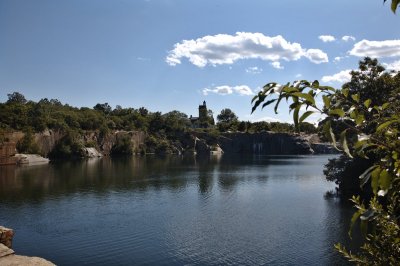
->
[[0, 226, 54, 266], [0, 130, 337, 165]]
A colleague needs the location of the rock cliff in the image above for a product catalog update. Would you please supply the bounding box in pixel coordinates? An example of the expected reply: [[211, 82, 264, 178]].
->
[[0, 130, 335, 163]]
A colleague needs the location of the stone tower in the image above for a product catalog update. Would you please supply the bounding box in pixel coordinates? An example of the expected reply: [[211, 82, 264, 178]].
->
[[198, 101, 207, 123]]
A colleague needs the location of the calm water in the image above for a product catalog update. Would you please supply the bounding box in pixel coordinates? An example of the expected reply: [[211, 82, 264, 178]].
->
[[0, 155, 355, 265]]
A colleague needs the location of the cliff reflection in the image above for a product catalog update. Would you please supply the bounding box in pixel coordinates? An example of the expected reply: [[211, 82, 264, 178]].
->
[[0, 155, 272, 203]]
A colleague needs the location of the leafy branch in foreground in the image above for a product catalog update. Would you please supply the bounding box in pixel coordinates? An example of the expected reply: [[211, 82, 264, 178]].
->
[[251, 68, 400, 263], [384, 0, 400, 13]]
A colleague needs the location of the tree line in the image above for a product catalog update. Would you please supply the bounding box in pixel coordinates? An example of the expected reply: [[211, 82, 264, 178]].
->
[[0, 92, 318, 137]]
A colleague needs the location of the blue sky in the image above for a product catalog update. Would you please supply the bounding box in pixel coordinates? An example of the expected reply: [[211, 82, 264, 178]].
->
[[1, 0, 399, 123]]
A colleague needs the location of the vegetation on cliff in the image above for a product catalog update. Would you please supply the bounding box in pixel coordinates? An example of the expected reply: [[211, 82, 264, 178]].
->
[[0, 91, 319, 157]]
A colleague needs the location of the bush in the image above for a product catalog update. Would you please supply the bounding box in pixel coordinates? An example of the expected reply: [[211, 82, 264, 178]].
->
[[16, 130, 40, 154], [111, 134, 133, 155]]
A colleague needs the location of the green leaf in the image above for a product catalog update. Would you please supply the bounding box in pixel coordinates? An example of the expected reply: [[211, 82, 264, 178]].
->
[[293, 105, 300, 131], [274, 95, 284, 114], [322, 95, 330, 108], [251, 94, 259, 104], [355, 114, 365, 126], [342, 88, 349, 97], [391, 0, 400, 13], [359, 165, 379, 188], [381, 102, 390, 110], [299, 111, 314, 123], [371, 167, 382, 194], [376, 120, 398, 132], [360, 220, 368, 237], [340, 130, 353, 158], [330, 127, 338, 150], [348, 210, 362, 238], [282, 87, 298, 93], [364, 99, 372, 108], [360, 208, 376, 221], [261, 99, 278, 109], [329, 109, 345, 117], [319, 86, 336, 92], [351, 93, 360, 103], [291, 92, 316, 105], [379, 169, 392, 191], [311, 80, 319, 88]]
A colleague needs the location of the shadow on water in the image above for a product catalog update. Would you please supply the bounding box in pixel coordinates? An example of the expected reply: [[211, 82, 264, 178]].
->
[[323, 189, 363, 265]]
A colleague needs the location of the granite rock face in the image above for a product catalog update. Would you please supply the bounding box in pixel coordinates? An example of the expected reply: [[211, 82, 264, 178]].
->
[[0, 226, 14, 248], [217, 132, 314, 155]]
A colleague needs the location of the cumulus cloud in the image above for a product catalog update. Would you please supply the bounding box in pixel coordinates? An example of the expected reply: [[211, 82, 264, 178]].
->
[[319, 35, 336, 42], [321, 69, 352, 83], [349, 39, 400, 58], [383, 60, 400, 71], [270, 62, 284, 69], [342, 35, 356, 42], [246, 66, 263, 74], [252, 116, 283, 123], [304, 49, 329, 64], [166, 32, 329, 67], [202, 85, 253, 96]]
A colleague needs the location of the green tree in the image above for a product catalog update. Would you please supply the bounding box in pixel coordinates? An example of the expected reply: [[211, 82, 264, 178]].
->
[[94, 103, 112, 114], [7, 92, 27, 104], [251, 59, 400, 263], [217, 108, 239, 132], [16, 129, 40, 154]]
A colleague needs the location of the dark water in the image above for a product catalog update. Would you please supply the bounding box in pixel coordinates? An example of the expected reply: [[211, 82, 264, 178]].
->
[[0, 155, 356, 265]]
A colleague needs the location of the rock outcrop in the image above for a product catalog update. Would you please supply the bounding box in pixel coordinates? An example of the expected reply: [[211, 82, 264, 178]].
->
[[217, 132, 314, 155], [14, 154, 50, 165], [1, 129, 336, 160], [0, 226, 54, 266], [82, 147, 103, 158], [0, 226, 14, 248]]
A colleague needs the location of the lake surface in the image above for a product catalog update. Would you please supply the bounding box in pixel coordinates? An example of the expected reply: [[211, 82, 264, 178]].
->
[[0, 155, 356, 265]]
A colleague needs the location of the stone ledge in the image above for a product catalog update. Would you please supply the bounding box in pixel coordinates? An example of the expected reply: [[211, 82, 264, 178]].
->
[[0, 226, 55, 265], [0, 243, 14, 257], [0, 254, 55, 266]]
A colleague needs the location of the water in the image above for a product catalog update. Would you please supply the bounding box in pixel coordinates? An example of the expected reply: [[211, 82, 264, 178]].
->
[[0, 155, 355, 265]]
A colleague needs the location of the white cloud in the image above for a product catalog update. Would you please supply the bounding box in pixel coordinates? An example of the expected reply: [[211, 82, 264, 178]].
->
[[166, 32, 329, 67], [342, 35, 356, 42], [383, 60, 400, 71], [253, 116, 283, 123], [318, 35, 336, 42], [202, 85, 254, 96], [246, 66, 263, 74], [295, 73, 302, 78], [137, 57, 150, 61], [334, 56, 343, 62], [304, 49, 329, 64], [321, 69, 352, 83], [349, 39, 400, 58], [270, 62, 284, 69]]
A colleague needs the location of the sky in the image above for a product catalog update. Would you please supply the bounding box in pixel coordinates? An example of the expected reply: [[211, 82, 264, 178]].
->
[[0, 0, 399, 124]]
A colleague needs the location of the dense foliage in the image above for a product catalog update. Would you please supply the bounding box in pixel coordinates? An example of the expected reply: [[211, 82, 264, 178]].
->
[[0, 95, 318, 136], [251, 57, 400, 264]]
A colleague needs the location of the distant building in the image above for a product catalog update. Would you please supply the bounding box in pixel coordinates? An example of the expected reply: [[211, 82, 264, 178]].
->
[[190, 101, 213, 128]]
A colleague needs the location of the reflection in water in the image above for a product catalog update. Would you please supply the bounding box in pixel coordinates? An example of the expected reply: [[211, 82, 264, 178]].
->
[[0, 154, 353, 265]]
